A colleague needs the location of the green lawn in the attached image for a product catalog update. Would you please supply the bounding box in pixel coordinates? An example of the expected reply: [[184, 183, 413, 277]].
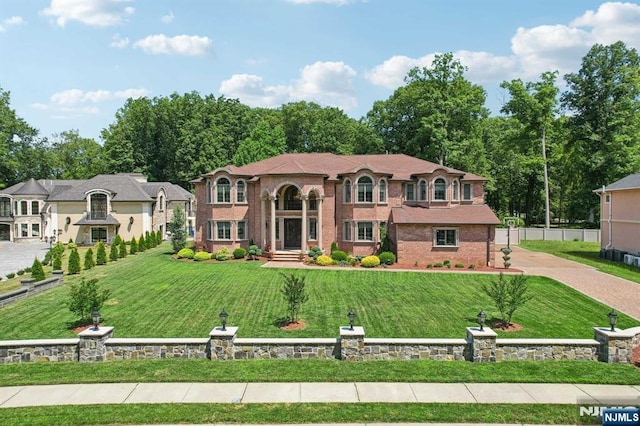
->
[[0, 243, 637, 340], [519, 240, 640, 284]]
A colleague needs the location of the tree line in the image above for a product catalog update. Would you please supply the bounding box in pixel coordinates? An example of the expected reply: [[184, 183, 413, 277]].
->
[[2, 41, 639, 226]]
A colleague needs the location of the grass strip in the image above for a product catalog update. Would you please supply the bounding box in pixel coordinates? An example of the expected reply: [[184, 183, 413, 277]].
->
[[1, 359, 639, 386], [0, 403, 581, 425]]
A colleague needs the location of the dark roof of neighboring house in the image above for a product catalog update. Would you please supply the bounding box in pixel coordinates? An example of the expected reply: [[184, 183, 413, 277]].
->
[[46, 175, 154, 202], [595, 174, 640, 192], [141, 182, 194, 201], [199, 153, 488, 182], [2, 178, 49, 196], [391, 204, 501, 225]]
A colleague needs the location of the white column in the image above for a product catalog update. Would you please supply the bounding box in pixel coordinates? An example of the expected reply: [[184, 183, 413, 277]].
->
[[301, 195, 308, 252], [317, 197, 323, 250], [270, 196, 276, 252], [260, 197, 266, 248]]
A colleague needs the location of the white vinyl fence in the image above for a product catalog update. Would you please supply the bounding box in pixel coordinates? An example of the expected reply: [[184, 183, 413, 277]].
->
[[495, 228, 600, 246]]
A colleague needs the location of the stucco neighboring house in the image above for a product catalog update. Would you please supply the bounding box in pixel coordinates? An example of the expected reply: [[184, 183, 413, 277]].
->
[[192, 153, 501, 266], [0, 174, 194, 244], [594, 173, 640, 257]]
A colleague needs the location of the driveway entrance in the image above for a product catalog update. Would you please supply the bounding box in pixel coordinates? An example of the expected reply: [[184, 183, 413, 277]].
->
[[0, 241, 49, 280]]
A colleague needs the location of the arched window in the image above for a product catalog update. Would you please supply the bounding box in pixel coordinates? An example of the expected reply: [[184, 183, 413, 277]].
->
[[236, 180, 246, 203], [378, 179, 387, 204], [309, 192, 317, 211], [343, 179, 352, 203], [419, 179, 428, 201], [90, 193, 107, 220], [216, 177, 231, 203], [159, 195, 165, 211], [206, 180, 212, 204], [434, 178, 447, 201], [357, 176, 373, 203], [284, 186, 302, 210], [452, 180, 459, 201]]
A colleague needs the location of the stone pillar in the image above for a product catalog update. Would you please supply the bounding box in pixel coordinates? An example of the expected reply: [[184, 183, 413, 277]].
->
[[594, 327, 634, 363], [301, 195, 308, 252], [340, 326, 365, 361], [52, 270, 64, 284], [20, 278, 35, 289], [210, 326, 238, 360], [78, 326, 114, 362], [317, 197, 323, 250], [260, 197, 266, 249], [466, 327, 497, 362], [270, 197, 276, 253]]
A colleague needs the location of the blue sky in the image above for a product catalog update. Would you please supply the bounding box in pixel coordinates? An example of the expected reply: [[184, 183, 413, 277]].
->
[[1, 0, 640, 141]]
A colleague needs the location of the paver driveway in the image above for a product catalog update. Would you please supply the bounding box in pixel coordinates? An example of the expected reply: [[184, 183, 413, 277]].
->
[[0, 241, 49, 280], [505, 245, 640, 320]]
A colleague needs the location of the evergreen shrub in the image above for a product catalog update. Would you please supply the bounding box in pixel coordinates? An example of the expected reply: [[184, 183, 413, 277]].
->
[[215, 247, 232, 261], [194, 251, 211, 261], [177, 248, 195, 259], [331, 250, 348, 262], [361, 255, 381, 268], [316, 255, 334, 266], [233, 247, 247, 259], [378, 251, 396, 265]]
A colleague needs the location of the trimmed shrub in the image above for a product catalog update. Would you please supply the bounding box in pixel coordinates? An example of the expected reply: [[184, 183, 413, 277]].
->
[[109, 243, 118, 262], [84, 248, 95, 270], [468, 264, 476, 270], [248, 245, 262, 260], [316, 255, 334, 266], [138, 234, 146, 251], [113, 235, 122, 245], [68, 242, 77, 250], [378, 251, 396, 265], [6, 272, 15, 279], [177, 248, 195, 259], [43, 250, 52, 266], [307, 246, 323, 260], [455, 262, 465, 268], [31, 258, 45, 282], [331, 250, 348, 262], [361, 255, 381, 268], [194, 251, 211, 261], [433, 262, 443, 268], [68, 248, 81, 274], [53, 253, 62, 270], [347, 255, 358, 266], [443, 259, 451, 267], [330, 241, 338, 253], [129, 237, 138, 254], [233, 247, 247, 259], [215, 247, 232, 261], [426, 264, 433, 269], [118, 239, 127, 258], [96, 242, 107, 265], [156, 230, 162, 244], [17, 269, 25, 276], [145, 231, 153, 248], [24, 266, 32, 273]]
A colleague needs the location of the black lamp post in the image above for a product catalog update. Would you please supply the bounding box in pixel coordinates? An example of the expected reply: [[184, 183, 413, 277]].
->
[[607, 309, 618, 332], [219, 309, 228, 331], [477, 310, 487, 331], [347, 310, 356, 331], [91, 310, 101, 331]]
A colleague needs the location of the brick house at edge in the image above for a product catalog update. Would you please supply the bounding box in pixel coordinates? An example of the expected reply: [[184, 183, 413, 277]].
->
[[191, 153, 501, 266]]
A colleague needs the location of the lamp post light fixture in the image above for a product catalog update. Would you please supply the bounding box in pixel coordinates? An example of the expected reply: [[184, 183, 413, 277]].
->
[[347, 310, 356, 331], [477, 310, 487, 331], [91, 310, 101, 331], [608, 309, 618, 332], [219, 309, 228, 331]]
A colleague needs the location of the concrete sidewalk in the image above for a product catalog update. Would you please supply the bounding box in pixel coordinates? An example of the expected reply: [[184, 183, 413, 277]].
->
[[0, 382, 638, 407]]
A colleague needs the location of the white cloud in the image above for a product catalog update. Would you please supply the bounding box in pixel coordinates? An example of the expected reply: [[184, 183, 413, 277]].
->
[[110, 33, 130, 48], [366, 2, 640, 90], [161, 11, 174, 23], [48, 87, 149, 106], [133, 34, 213, 56], [0, 16, 25, 32], [50, 89, 85, 105], [219, 61, 358, 111], [114, 88, 151, 99], [41, 0, 134, 27], [30, 103, 50, 110]]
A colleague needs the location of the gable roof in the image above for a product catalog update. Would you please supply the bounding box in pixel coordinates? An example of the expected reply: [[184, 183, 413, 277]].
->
[[202, 153, 488, 182], [141, 182, 194, 201], [1, 178, 50, 196], [595, 174, 640, 192], [391, 204, 501, 225]]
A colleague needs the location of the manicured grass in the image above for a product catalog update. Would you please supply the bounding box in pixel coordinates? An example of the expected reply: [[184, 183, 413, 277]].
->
[[1, 359, 639, 386], [520, 240, 640, 284], [0, 243, 637, 340], [0, 403, 581, 426]]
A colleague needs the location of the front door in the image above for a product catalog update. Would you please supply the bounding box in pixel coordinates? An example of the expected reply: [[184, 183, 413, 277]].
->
[[284, 219, 301, 249], [0, 224, 9, 241]]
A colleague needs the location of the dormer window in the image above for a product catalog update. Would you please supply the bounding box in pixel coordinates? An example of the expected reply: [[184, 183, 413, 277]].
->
[[90, 193, 108, 220], [236, 180, 246, 203], [434, 178, 447, 201], [216, 177, 231, 203], [357, 176, 373, 203], [418, 179, 428, 201]]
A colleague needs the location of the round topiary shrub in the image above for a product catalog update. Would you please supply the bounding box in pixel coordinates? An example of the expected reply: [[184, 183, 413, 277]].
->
[[307, 246, 323, 260], [215, 247, 232, 261], [6, 272, 15, 279], [193, 251, 211, 261], [233, 247, 247, 259], [177, 248, 195, 259], [361, 255, 381, 268], [316, 255, 334, 266], [378, 251, 396, 265], [331, 250, 348, 262]]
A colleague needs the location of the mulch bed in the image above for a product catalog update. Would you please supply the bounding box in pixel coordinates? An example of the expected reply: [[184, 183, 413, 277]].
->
[[490, 320, 524, 332], [278, 321, 306, 331]]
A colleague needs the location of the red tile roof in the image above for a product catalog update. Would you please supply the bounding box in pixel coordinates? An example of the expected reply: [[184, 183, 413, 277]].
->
[[391, 204, 500, 225]]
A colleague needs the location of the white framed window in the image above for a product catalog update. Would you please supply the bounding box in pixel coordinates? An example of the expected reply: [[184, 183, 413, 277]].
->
[[206, 220, 214, 240], [0, 197, 11, 217], [309, 192, 317, 210], [91, 227, 107, 243], [206, 180, 212, 204], [237, 221, 246, 240], [405, 183, 415, 201], [20, 200, 28, 215], [452, 180, 459, 201], [434, 228, 458, 247], [31, 223, 40, 237], [434, 178, 447, 201], [21, 223, 28, 237], [216, 221, 231, 240], [236, 180, 246, 203], [418, 179, 428, 201], [216, 177, 231, 203], [463, 183, 472, 201], [31, 201, 39, 215], [342, 221, 352, 241], [357, 176, 373, 203], [309, 218, 317, 240], [357, 222, 374, 241], [378, 179, 387, 204], [343, 179, 352, 204]]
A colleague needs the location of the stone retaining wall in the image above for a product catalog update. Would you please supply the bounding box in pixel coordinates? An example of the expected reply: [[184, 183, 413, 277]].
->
[[363, 338, 468, 360], [105, 338, 209, 360], [232, 338, 339, 359], [496, 339, 600, 361], [0, 273, 64, 308], [0, 339, 79, 363]]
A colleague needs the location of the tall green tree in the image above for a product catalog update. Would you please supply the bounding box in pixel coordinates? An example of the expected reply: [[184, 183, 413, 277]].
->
[[50, 130, 105, 179], [168, 205, 187, 253]]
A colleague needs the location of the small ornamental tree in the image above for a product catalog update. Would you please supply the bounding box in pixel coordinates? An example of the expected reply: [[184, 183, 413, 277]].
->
[[53, 252, 63, 271], [280, 273, 309, 324], [31, 258, 45, 282], [84, 248, 95, 270], [129, 237, 138, 254], [68, 248, 81, 274], [156, 230, 162, 244], [67, 278, 111, 323], [96, 242, 107, 265], [145, 231, 153, 248], [168, 204, 187, 253], [138, 234, 146, 251], [118, 239, 127, 258], [481, 273, 533, 325], [109, 243, 118, 262]]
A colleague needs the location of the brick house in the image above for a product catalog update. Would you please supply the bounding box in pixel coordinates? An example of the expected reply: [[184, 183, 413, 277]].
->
[[595, 173, 640, 258], [0, 174, 193, 244], [192, 153, 500, 266]]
